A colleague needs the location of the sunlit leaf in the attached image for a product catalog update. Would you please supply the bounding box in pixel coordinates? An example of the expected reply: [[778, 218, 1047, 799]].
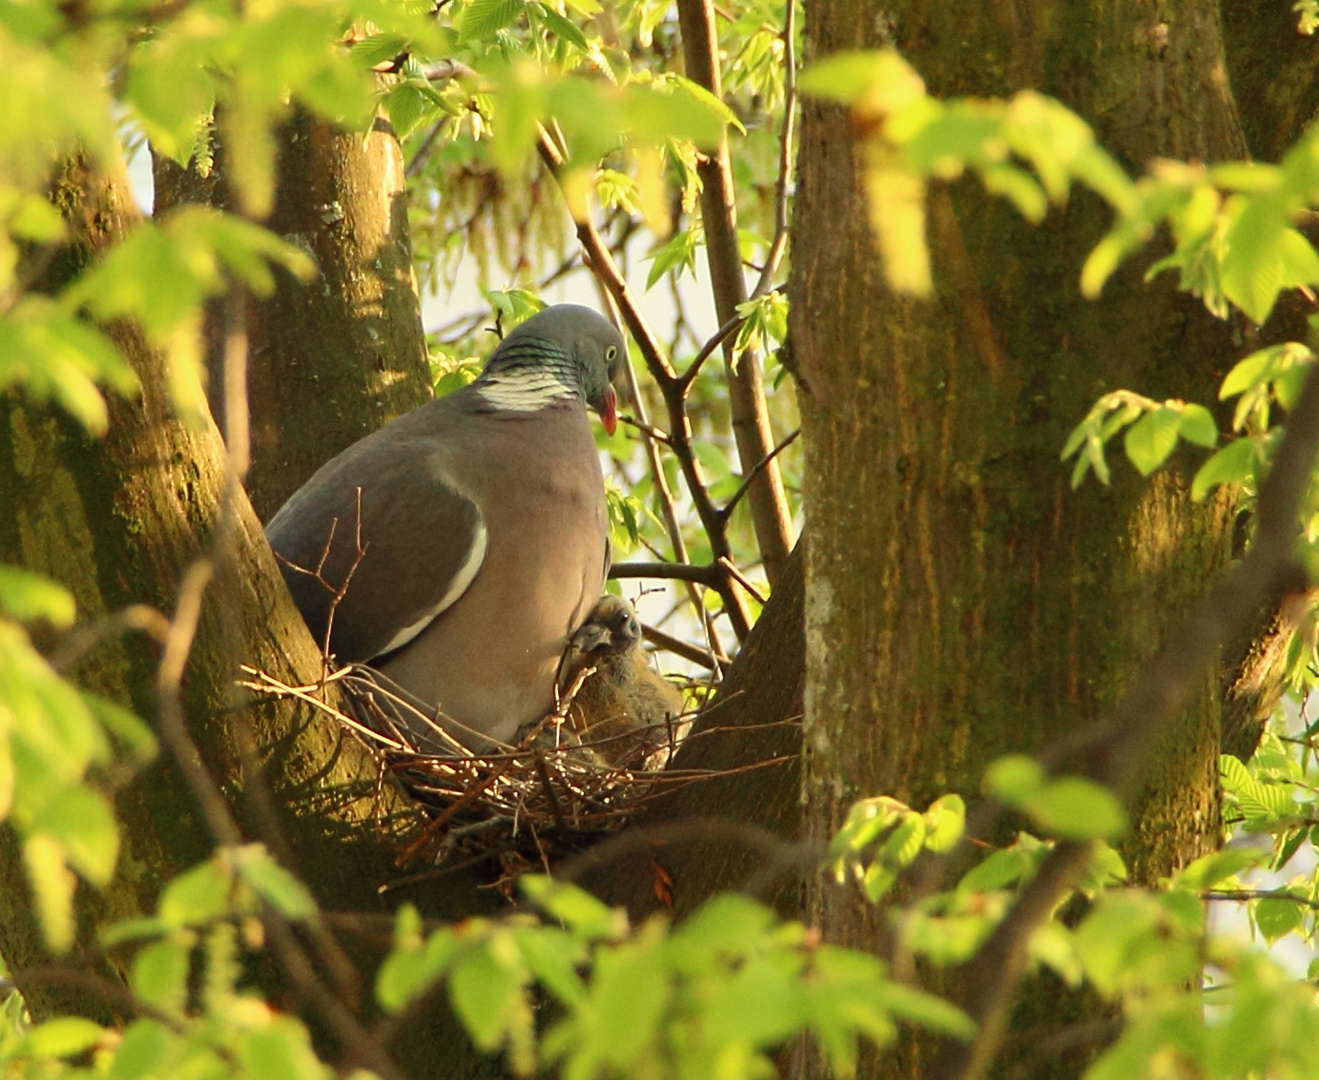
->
[[1190, 436, 1259, 500]]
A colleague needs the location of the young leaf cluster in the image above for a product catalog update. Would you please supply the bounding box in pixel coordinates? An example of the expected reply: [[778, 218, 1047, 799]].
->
[[0, 568, 155, 953], [376, 876, 973, 1080]]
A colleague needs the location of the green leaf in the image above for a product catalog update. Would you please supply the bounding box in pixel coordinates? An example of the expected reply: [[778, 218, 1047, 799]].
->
[[1177, 403, 1218, 447], [521, 876, 628, 940], [645, 227, 702, 289], [1236, 779, 1294, 821], [1123, 406, 1181, 476], [798, 49, 926, 113], [375, 925, 460, 1013], [1221, 345, 1282, 399], [980, 163, 1048, 222], [511, 925, 588, 1005], [108, 1020, 171, 1079], [460, 0, 527, 41], [1219, 754, 1252, 792], [923, 794, 966, 853], [553, 932, 669, 1075], [1222, 221, 1319, 324], [158, 858, 234, 927], [1174, 847, 1262, 890], [348, 33, 413, 67], [532, 3, 588, 49], [1254, 895, 1306, 942], [386, 82, 433, 142], [488, 59, 548, 175], [235, 845, 317, 920], [875, 980, 976, 1040], [983, 755, 1045, 805], [31, 785, 118, 884], [23, 832, 75, 953], [864, 156, 930, 295], [85, 694, 157, 765], [1191, 436, 1258, 501], [22, 1017, 105, 1058], [1029, 778, 1128, 840], [448, 937, 528, 1052], [131, 940, 190, 1016], [237, 1016, 326, 1080], [0, 566, 75, 627], [958, 836, 1049, 893]]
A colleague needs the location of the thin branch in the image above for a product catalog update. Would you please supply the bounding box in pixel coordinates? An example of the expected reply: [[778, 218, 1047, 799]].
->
[[749, 0, 796, 302], [721, 428, 800, 522], [641, 622, 718, 670], [680, 309, 746, 392], [718, 555, 767, 606], [536, 128, 753, 641], [611, 561, 722, 586], [49, 603, 171, 672], [675, 0, 793, 585], [619, 413, 673, 446], [1203, 888, 1319, 911], [930, 362, 1319, 1080], [600, 280, 726, 663]]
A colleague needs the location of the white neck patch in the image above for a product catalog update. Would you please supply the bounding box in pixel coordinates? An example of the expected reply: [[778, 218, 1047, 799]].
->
[[474, 368, 580, 414]]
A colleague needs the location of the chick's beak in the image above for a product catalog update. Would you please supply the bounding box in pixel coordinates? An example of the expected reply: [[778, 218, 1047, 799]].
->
[[600, 385, 618, 436]]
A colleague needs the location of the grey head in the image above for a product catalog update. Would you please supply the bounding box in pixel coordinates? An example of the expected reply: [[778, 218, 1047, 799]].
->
[[570, 594, 642, 659], [480, 304, 627, 433]]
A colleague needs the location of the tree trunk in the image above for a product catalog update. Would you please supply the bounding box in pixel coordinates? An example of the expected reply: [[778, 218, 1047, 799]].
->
[[154, 110, 433, 519], [0, 153, 435, 1019], [791, 1, 1246, 1076]]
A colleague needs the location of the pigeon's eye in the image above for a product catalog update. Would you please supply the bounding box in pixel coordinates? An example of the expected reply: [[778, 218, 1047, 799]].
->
[[605, 345, 618, 363]]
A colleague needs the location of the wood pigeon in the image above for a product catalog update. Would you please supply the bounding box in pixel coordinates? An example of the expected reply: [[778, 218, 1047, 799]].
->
[[558, 594, 686, 768], [265, 304, 625, 752]]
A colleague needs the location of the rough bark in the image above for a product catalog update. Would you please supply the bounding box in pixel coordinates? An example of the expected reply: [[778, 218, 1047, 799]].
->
[[791, 1, 1246, 1076], [0, 153, 434, 1020], [154, 110, 433, 519], [1221, 0, 1319, 164]]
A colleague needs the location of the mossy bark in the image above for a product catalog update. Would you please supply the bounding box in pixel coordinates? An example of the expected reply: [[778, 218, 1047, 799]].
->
[[0, 155, 435, 1020], [154, 110, 432, 519], [791, 0, 1246, 1076]]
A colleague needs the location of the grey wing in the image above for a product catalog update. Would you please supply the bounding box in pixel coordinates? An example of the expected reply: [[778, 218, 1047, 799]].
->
[[266, 432, 486, 663]]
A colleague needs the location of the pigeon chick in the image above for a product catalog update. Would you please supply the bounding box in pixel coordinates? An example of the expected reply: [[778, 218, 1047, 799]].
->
[[558, 595, 687, 769]]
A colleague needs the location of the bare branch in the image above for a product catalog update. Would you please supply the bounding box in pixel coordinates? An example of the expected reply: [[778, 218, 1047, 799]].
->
[[641, 622, 718, 670], [721, 428, 800, 522], [680, 309, 746, 392], [718, 555, 768, 606], [749, 0, 796, 302], [536, 128, 754, 641], [675, 0, 794, 585], [611, 561, 722, 586]]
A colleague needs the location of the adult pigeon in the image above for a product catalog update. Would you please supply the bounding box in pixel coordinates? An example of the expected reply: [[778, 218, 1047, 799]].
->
[[557, 594, 687, 769], [265, 304, 625, 752]]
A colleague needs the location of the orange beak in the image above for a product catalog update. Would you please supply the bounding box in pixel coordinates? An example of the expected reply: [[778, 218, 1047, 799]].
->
[[600, 386, 618, 436]]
